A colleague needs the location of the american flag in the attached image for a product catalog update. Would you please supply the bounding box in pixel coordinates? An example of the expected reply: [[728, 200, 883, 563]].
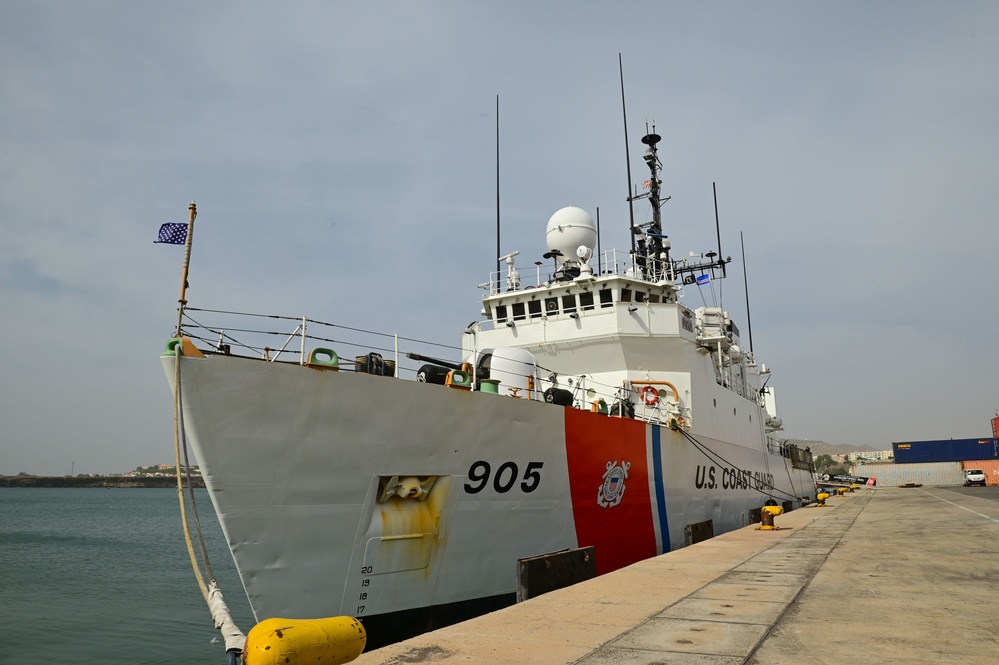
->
[[154, 222, 187, 245]]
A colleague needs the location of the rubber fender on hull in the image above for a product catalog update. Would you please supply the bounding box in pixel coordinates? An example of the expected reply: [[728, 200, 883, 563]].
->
[[543, 387, 574, 406], [416, 364, 450, 385], [244, 616, 366, 665]]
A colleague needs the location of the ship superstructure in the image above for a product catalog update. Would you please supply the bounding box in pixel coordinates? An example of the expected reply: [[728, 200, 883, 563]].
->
[[465, 129, 783, 451]]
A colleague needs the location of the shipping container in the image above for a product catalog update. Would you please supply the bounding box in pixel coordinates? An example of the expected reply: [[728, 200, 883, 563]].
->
[[853, 462, 964, 487], [992, 417, 999, 439], [892, 438, 999, 464], [962, 460, 999, 487]]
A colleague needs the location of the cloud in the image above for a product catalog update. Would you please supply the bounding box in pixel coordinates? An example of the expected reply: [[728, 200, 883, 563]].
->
[[0, 257, 62, 297]]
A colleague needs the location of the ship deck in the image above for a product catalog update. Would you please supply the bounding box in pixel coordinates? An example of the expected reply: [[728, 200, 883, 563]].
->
[[354, 486, 999, 664]]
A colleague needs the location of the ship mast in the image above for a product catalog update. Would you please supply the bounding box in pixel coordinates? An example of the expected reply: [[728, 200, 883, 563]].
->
[[631, 128, 731, 286], [639, 129, 669, 281]]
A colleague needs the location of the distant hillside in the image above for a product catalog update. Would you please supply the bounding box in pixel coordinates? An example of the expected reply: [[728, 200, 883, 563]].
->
[[783, 439, 869, 457], [0, 475, 204, 489]]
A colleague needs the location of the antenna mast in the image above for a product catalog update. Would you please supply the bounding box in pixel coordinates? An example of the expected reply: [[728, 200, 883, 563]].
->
[[740, 231, 755, 353], [619, 54, 636, 259], [596, 207, 602, 275], [495, 95, 501, 282], [713, 182, 726, 278], [639, 128, 667, 279]]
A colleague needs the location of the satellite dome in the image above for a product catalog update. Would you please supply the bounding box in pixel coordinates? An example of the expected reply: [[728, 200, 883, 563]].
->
[[545, 207, 597, 264]]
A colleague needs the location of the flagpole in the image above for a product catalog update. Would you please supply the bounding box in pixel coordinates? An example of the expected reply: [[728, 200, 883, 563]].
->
[[175, 201, 197, 338]]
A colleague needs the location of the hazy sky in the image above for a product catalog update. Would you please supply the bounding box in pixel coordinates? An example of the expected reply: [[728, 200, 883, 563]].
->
[[2, 2, 997, 475]]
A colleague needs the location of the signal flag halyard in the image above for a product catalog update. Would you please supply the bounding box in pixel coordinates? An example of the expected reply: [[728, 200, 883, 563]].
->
[[154, 222, 188, 245]]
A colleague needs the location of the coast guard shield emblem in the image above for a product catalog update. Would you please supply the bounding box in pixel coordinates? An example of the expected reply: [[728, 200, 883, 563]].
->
[[597, 460, 631, 508]]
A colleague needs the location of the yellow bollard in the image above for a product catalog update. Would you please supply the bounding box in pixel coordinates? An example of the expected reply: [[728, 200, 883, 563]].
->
[[756, 504, 784, 530], [244, 617, 366, 665], [837, 487, 847, 496], [815, 490, 830, 507]]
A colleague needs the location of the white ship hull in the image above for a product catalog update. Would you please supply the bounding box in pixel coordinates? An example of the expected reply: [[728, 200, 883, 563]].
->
[[163, 351, 814, 647]]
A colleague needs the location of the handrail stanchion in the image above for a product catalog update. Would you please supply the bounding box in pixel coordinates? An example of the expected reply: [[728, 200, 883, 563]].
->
[[301, 316, 307, 365]]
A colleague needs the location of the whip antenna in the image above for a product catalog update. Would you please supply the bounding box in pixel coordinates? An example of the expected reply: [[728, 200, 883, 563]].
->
[[495, 95, 501, 282], [741, 231, 755, 353], [619, 54, 636, 258], [713, 183, 726, 278]]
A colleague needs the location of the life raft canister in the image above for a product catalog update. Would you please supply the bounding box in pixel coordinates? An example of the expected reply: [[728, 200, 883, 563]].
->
[[640, 385, 660, 406]]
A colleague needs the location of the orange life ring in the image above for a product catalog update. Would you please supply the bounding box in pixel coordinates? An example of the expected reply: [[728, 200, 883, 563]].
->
[[640, 385, 659, 406]]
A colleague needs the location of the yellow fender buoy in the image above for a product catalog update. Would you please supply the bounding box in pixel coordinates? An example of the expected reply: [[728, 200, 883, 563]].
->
[[244, 617, 366, 665]]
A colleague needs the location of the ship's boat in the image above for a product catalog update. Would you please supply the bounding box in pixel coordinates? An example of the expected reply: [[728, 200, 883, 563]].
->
[[162, 127, 815, 650]]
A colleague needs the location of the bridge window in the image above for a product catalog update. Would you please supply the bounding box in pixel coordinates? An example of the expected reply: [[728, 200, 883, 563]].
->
[[561, 294, 577, 314], [495, 305, 508, 323], [621, 288, 632, 302], [528, 300, 542, 319], [599, 289, 613, 307], [512, 302, 526, 321], [544, 297, 559, 315], [579, 291, 595, 311]]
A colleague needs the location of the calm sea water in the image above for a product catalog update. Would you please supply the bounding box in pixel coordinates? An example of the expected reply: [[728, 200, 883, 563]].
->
[[0, 488, 255, 664]]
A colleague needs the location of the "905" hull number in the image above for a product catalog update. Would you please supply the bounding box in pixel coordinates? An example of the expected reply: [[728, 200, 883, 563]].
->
[[463, 460, 544, 494]]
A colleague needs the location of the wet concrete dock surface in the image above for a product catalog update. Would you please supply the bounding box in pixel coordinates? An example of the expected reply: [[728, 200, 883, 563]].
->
[[355, 487, 999, 664]]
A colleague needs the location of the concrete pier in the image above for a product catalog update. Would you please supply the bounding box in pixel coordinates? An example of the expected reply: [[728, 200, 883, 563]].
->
[[355, 487, 999, 664]]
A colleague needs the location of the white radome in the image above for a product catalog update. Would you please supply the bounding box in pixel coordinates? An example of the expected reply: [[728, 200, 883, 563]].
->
[[545, 206, 597, 263]]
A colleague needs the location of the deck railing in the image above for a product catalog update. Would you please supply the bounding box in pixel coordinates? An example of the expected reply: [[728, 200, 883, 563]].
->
[[179, 307, 463, 381]]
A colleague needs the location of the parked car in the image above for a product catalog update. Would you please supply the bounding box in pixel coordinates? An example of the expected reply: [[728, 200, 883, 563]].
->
[[963, 469, 987, 487]]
